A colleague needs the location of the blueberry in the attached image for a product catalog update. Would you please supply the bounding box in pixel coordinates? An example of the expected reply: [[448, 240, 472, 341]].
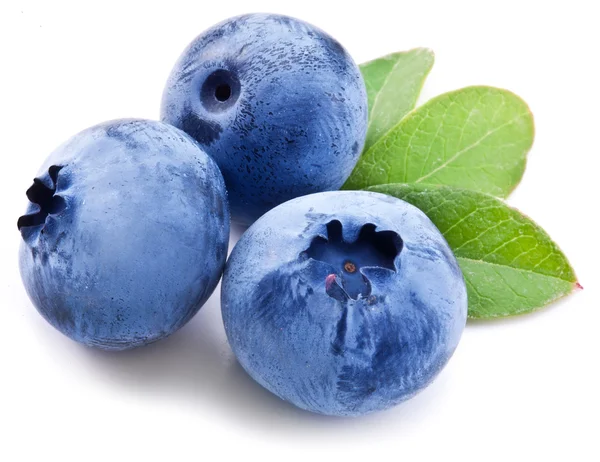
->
[[221, 191, 467, 416], [161, 13, 368, 225], [18, 119, 230, 350]]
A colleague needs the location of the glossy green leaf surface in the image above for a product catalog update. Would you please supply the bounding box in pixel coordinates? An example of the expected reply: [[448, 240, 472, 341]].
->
[[360, 48, 434, 152], [346, 86, 534, 197]]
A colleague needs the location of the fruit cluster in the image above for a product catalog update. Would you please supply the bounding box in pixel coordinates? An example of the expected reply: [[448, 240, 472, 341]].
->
[[18, 14, 467, 416]]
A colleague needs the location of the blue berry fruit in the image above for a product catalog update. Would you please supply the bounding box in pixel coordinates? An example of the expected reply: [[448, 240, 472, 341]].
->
[[161, 13, 368, 225], [222, 191, 467, 416], [18, 119, 230, 350]]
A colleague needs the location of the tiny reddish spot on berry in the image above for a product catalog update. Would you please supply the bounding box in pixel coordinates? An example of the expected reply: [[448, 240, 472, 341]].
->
[[344, 261, 356, 273], [325, 274, 337, 291]]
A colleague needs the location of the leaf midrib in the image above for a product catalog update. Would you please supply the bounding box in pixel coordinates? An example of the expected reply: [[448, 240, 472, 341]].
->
[[414, 111, 529, 184], [457, 256, 574, 284], [365, 55, 405, 136]]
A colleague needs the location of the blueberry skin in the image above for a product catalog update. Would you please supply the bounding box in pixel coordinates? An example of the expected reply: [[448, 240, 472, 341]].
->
[[18, 119, 230, 350], [221, 191, 467, 416], [161, 13, 368, 225]]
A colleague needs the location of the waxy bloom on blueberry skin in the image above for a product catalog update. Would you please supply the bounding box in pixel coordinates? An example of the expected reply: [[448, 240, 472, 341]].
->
[[221, 191, 467, 416], [18, 119, 230, 350], [161, 13, 368, 225]]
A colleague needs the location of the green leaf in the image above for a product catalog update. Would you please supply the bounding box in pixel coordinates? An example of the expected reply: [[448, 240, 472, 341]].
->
[[360, 48, 434, 152], [345, 86, 535, 197], [368, 184, 578, 319]]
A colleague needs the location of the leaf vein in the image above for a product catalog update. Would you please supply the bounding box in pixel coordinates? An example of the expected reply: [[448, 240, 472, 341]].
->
[[414, 111, 529, 184], [458, 257, 574, 283], [366, 56, 406, 136]]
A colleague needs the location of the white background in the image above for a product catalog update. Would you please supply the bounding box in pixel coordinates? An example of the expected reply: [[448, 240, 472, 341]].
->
[[1, 1, 598, 460]]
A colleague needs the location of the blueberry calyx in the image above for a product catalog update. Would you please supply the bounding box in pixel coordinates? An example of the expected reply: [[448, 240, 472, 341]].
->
[[305, 220, 403, 301], [200, 69, 241, 112], [17, 165, 66, 234]]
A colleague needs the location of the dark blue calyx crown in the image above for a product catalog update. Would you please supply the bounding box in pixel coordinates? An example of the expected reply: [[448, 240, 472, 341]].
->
[[200, 69, 241, 112], [17, 165, 66, 234], [304, 220, 402, 301]]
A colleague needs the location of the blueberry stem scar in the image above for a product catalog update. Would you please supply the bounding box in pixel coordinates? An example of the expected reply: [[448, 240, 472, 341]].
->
[[344, 261, 356, 273]]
